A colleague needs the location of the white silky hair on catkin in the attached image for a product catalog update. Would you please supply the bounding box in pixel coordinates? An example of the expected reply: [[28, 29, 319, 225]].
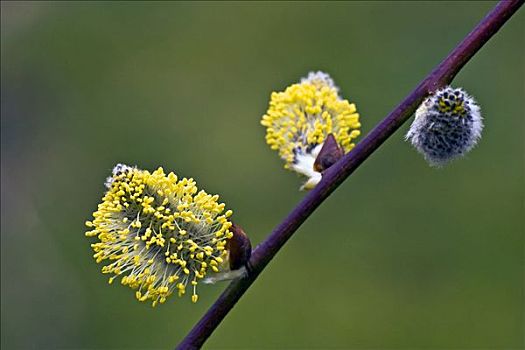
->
[[406, 87, 483, 166]]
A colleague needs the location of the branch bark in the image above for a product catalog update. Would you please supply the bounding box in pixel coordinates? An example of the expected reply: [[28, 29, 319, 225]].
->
[[176, 1, 523, 348]]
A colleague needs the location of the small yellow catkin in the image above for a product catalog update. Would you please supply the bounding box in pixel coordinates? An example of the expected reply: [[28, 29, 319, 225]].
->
[[261, 71, 361, 189]]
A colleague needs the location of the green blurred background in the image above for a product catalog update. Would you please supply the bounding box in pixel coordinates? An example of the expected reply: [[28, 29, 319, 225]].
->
[[1, 1, 523, 349]]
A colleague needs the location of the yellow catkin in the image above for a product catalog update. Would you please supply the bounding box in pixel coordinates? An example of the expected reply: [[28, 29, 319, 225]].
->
[[261, 71, 361, 170], [86, 164, 233, 306]]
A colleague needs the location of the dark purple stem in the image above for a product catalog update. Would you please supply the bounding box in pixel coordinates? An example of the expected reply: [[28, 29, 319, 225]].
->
[[177, 1, 523, 349]]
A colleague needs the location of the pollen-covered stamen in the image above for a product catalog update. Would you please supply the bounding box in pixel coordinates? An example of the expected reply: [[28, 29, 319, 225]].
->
[[201, 223, 252, 285], [104, 163, 136, 189], [261, 71, 361, 189], [86, 165, 235, 306]]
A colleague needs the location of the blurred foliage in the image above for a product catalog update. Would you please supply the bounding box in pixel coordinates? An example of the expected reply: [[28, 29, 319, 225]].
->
[[1, 1, 523, 349]]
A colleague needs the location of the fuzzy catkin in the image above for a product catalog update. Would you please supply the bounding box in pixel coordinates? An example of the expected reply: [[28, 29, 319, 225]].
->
[[406, 86, 483, 166]]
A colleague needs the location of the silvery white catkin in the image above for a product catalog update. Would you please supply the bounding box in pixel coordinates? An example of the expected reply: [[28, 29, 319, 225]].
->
[[406, 86, 483, 166]]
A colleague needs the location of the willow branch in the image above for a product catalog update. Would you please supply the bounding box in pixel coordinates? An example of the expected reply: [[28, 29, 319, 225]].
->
[[176, 1, 523, 348]]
